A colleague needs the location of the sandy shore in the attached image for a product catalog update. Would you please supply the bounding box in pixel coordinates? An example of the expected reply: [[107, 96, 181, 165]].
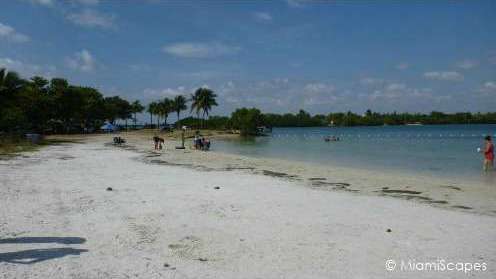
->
[[1, 134, 496, 278], [111, 130, 496, 216]]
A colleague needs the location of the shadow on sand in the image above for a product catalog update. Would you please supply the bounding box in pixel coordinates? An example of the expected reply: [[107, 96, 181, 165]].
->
[[0, 248, 88, 264], [0, 236, 88, 264], [0, 237, 86, 245]]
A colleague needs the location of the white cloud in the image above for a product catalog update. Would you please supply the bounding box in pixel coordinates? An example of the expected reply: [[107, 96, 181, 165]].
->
[[360, 77, 384, 86], [162, 42, 240, 58], [66, 9, 115, 29], [484, 81, 496, 90], [0, 57, 56, 77], [369, 82, 437, 103], [143, 87, 188, 99], [423, 71, 464, 81], [386, 83, 407, 91], [456, 59, 478, 70], [253, 12, 272, 22], [286, 0, 308, 8], [179, 71, 222, 80], [66, 49, 96, 72], [395, 62, 409, 70], [0, 22, 30, 43], [303, 82, 335, 93], [28, 0, 54, 6], [75, 0, 100, 5], [129, 64, 152, 72], [488, 51, 496, 65], [302, 82, 337, 106]]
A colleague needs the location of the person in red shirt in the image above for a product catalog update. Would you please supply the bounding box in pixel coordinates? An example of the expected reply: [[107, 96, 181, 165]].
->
[[483, 135, 494, 171]]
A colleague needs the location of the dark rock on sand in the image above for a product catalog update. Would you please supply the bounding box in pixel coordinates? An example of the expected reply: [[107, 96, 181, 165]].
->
[[106, 187, 113, 191], [197, 258, 208, 262], [386, 229, 392, 233], [214, 186, 220, 190]]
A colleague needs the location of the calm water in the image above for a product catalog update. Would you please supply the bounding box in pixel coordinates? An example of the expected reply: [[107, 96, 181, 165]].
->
[[214, 125, 496, 181]]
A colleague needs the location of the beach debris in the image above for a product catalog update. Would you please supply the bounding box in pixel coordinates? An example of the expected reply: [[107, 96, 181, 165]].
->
[[310, 181, 356, 192], [163, 263, 170, 267], [197, 257, 208, 262], [106, 187, 113, 191], [451, 205, 473, 210], [308, 177, 327, 181], [262, 170, 298, 179], [386, 229, 392, 233], [440, 185, 462, 191], [381, 189, 421, 195], [214, 186, 220, 190]]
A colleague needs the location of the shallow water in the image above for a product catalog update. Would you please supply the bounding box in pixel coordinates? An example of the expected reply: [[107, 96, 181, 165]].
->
[[215, 124, 496, 183]]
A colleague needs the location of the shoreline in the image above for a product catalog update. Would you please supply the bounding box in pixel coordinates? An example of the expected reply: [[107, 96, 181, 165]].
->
[[54, 131, 496, 216], [1, 132, 495, 278]]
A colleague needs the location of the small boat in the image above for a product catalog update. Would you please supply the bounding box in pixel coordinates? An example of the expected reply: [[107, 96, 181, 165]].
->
[[256, 126, 272, 136], [324, 136, 340, 142], [406, 122, 423, 126]]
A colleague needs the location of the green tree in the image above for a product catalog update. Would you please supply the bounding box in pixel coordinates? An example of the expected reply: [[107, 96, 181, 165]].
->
[[190, 87, 218, 128], [147, 101, 158, 128], [158, 98, 172, 127], [231, 108, 264, 136], [131, 100, 144, 128], [172, 95, 188, 127]]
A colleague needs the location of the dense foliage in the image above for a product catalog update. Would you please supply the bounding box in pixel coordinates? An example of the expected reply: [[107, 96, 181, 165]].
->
[[230, 108, 265, 135], [0, 68, 139, 134], [263, 109, 496, 127]]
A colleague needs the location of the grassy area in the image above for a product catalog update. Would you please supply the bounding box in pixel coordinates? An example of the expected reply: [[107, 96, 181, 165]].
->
[[0, 136, 81, 157]]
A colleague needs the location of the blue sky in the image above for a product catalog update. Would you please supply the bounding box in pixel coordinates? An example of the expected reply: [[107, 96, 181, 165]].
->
[[1, 0, 496, 120]]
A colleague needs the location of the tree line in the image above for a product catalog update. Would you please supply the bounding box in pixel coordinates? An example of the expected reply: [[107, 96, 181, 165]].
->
[[207, 108, 496, 136], [0, 68, 220, 134], [146, 87, 218, 129], [0, 68, 145, 134], [2, 68, 495, 137]]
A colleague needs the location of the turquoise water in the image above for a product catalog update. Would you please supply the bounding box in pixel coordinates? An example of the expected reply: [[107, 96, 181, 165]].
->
[[214, 125, 496, 181]]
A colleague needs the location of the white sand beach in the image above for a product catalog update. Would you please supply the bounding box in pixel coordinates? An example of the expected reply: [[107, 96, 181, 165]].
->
[[1, 136, 496, 278]]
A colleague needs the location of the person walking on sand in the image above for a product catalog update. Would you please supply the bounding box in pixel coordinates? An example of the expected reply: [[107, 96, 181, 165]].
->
[[483, 135, 494, 171], [153, 135, 160, 150]]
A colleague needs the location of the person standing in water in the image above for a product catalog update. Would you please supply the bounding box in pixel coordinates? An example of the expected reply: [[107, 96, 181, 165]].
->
[[483, 135, 494, 171]]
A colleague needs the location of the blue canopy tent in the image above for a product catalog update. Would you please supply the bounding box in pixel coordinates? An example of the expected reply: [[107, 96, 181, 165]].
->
[[100, 123, 118, 132]]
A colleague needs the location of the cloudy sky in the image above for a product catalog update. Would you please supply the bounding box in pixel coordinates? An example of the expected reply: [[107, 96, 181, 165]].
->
[[1, 0, 496, 119]]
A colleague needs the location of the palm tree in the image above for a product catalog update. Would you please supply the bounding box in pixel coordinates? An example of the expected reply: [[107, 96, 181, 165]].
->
[[131, 100, 144, 128], [190, 87, 218, 129], [172, 95, 188, 128], [158, 98, 172, 128], [0, 68, 25, 96], [190, 90, 202, 128], [147, 102, 158, 128]]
